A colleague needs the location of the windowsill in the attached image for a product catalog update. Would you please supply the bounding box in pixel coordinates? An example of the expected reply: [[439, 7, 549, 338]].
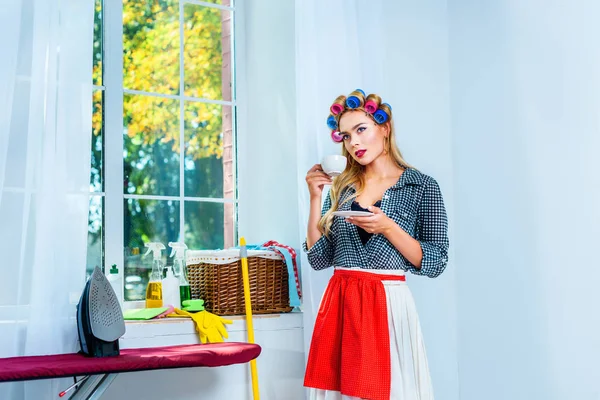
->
[[120, 311, 304, 349]]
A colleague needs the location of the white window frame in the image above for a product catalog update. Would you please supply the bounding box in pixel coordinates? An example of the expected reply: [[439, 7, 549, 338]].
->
[[97, 0, 238, 307]]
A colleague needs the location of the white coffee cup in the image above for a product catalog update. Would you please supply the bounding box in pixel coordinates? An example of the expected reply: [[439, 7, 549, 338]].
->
[[321, 155, 347, 177]]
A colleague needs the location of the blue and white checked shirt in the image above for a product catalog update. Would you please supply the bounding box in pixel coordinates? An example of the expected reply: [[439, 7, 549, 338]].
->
[[303, 168, 449, 278]]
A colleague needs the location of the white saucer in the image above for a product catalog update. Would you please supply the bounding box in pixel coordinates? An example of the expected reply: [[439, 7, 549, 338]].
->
[[332, 211, 374, 217]]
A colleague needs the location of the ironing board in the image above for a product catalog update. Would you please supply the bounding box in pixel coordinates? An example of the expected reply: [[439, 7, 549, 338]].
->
[[0, 342, 261, 399]]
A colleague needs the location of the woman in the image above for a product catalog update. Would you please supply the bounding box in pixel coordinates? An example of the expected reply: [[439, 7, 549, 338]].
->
[[303, 89, 449, 400]]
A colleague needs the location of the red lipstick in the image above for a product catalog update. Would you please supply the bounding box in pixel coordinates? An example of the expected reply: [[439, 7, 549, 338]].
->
[[355, 149, 366, 158]]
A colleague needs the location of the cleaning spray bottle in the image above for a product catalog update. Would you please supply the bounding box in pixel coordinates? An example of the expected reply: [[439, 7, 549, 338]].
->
[[162, 261, 180, 308], [168, 242, 191, 306], [144, 242, 166, 308]]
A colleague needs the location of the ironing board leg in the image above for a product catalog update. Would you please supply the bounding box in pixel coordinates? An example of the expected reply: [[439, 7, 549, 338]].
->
[[69, 373, 118, 400]]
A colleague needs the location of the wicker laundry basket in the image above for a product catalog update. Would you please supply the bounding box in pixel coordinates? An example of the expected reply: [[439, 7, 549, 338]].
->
[[186, 249, 294, 316]]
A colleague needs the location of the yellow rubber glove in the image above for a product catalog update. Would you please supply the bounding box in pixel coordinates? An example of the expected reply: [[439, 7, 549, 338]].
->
[[172, 308, 233, 344], [201, 311, 234, 343]]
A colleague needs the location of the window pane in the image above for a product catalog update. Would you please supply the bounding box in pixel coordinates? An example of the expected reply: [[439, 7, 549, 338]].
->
[[184, 201, 234, 250], [124, 199, 180, 301], [184, 103, 233, 198], [91, 90, 103, 192], [93, 0, 103, 86], [124, 94, 180, 196], [183, 5, 232, 101], [123, 0, 180, 94], [87, 196, 104, 280]]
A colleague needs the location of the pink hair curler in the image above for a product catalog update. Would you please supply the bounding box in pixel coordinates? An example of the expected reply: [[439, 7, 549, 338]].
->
[[330, 103, 344, 115], [331, 130, 344, 143], [364, 100, 378, 114]]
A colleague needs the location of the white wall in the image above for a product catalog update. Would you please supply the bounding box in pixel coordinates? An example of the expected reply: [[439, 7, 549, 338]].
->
[[448, 2, 600, 399]]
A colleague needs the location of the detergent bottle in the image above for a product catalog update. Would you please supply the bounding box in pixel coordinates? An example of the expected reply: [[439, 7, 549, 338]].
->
[[144, 242, 166, 308], [168, 242, 191, 305]]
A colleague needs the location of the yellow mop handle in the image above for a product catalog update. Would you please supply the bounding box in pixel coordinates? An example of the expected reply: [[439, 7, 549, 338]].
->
[[240, 237, 260, 400]]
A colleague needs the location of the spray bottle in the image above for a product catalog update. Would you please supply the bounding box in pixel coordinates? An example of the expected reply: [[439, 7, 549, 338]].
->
[[162, 261, 180, 308], [144, 242, 166, 308], [169, 242, 191, 305]]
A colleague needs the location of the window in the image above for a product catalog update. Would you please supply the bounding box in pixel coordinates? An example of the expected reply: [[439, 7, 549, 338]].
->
[[87, 0, 237, 303]]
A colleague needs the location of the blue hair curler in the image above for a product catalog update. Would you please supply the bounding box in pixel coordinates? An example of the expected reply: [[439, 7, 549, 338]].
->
[[346, 96, 360, 109], [373, 109, 389, 124], [382, 102, 392, 111], [327, 115, 338, 130], [355, 89, 365, 97]]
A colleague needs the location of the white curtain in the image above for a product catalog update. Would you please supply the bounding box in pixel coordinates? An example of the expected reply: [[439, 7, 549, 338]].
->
[[0, 0, 94, 398], [295, 1, 459, 399], [295, 0, 391, 359]]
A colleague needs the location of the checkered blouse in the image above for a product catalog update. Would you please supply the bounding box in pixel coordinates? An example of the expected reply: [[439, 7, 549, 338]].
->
[[303, 168, 449, 278]]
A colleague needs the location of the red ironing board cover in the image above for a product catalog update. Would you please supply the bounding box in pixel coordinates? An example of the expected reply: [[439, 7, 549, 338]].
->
[[0, 342, 261, 382]]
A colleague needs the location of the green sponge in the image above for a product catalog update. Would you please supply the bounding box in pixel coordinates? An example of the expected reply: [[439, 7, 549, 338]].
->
[[182, 299, 204, 312]]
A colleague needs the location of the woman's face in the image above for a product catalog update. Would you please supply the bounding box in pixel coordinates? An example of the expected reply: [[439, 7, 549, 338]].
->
[[338, 110, 388, 166]]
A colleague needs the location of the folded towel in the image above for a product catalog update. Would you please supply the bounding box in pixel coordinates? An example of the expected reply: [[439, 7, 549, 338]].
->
[[123, 307, 169, 320]]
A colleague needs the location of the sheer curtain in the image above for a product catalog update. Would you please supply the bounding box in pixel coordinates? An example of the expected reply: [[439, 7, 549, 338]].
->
[[295, 1, 459, 399], [0, 0, 94, 398], [294, 0, 401, 355], [295, 0, 390, 358]]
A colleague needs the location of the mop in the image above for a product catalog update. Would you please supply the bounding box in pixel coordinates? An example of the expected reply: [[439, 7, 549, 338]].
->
[[240, 237, 260, 399]]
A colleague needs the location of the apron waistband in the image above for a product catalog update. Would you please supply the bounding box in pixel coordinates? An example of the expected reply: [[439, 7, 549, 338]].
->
[[334, 268, 406, 282]]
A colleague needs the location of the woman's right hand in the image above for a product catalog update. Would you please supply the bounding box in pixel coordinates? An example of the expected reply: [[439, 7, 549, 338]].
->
[[306, 164, 332, 198]]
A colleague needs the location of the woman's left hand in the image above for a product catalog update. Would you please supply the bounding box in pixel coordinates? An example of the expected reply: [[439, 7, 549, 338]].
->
[[346, 205, 396, 235]]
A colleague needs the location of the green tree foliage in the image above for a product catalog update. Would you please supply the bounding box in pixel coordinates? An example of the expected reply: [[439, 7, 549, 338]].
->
[[121, 0, 225, 159]]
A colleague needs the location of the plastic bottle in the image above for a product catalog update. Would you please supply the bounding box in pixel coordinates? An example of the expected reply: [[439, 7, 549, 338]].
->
[[144, 242, 166, 308], [162, 264, 180, 308], [107, 264, 123, 308], [169, 242, 191, 305]]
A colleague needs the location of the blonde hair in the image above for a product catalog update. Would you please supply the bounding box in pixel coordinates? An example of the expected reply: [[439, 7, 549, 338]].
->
[[319, 91, 414, 237]]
